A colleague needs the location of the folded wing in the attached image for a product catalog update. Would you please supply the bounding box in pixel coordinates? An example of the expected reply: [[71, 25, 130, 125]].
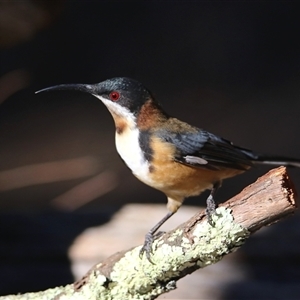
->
[[158, 128, 254, 171]]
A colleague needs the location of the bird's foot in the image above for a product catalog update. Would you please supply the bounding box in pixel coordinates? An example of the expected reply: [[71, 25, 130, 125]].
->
[[139, 232, 155, 263], [206, 194, 216, 226], [139, 231, 165, 263], [206, 181, 220, 226]]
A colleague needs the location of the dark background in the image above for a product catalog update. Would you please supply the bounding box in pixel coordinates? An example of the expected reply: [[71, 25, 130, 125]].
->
[[0, 1, 300, 298]]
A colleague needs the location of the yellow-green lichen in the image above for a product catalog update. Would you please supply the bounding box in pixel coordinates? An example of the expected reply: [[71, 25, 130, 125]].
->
[[167, 228, 183, 242], [191, 206, 250, 267]]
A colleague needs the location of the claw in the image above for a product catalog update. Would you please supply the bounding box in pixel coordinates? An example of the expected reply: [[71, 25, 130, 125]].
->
[[139, 232, 155, 264], [206, 194, 216, 226], [139, 211, 174, 263], [206, 181, 220, 226]]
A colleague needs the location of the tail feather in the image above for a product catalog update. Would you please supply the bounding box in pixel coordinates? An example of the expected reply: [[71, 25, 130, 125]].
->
[[253, 157, 300, 168], [241, 149, 300, 168]]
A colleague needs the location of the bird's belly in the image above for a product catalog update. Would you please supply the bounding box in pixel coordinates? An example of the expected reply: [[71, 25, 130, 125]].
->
[[149, 161, 244, 200], [149, 162, 214, 197]]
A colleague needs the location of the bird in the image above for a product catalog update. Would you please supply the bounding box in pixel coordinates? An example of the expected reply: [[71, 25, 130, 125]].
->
[[36, 77, 300, 262]]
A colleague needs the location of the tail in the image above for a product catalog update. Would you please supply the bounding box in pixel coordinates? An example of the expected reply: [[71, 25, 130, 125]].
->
[[241, 149, 300, 168]]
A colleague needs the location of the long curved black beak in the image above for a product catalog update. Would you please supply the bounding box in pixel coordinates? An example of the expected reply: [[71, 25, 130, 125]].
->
[[35, 83, 96, 95]]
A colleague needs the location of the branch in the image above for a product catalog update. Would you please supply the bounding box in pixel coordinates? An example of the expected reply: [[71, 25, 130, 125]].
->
[[2, 167, 297, 300]]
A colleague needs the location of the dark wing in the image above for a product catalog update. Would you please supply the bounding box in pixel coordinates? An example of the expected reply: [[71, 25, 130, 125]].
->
[[158, 128, 254, 171]]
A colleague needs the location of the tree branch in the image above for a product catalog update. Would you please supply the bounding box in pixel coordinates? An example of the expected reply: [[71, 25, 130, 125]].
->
[[2, 167, 297, 300]]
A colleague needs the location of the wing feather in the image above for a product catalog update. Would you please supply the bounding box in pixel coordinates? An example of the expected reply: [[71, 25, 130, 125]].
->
[[157, 125, 253, 171]]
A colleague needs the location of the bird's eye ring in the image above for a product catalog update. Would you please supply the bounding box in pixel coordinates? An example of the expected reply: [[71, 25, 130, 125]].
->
[[109, 91, 120, 101]]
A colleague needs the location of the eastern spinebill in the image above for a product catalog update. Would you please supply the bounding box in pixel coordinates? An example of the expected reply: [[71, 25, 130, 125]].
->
[[36, 77, 300, 262]]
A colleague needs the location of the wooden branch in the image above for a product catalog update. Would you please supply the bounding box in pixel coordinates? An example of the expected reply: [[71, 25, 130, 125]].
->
[[2, 167, 297, 300]]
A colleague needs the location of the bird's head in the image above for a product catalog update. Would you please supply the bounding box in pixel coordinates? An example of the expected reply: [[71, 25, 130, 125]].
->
[[36, 77, 166, 131]]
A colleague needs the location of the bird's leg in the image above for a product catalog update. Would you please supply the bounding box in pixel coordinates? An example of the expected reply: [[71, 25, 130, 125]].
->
[[139, 211, 174, 263], [206, 181, 221, 226]]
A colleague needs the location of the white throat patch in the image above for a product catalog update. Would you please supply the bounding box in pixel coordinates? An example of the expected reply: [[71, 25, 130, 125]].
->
[[95, 95, 136, 129], [94, 95, 153, 186]]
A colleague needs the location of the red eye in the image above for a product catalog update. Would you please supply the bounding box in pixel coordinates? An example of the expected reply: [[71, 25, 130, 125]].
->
[[109, 91, 120, 101]]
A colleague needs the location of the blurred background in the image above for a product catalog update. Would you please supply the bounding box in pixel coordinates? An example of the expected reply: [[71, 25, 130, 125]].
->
[[0, 1, 300, 298]]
